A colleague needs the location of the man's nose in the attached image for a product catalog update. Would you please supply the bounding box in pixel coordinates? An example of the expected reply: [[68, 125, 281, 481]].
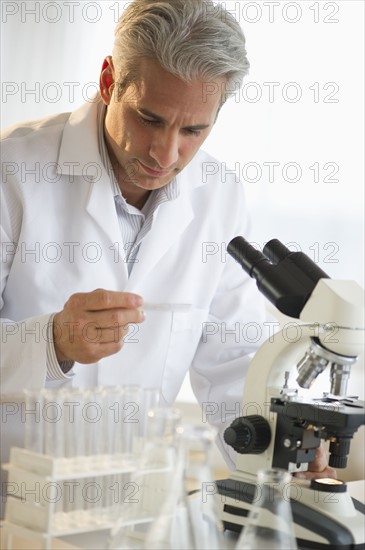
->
[[149, 131, 179, 168]]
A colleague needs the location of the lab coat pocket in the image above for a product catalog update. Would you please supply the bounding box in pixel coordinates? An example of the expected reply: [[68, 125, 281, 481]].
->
[[161, 308, 208, 404]]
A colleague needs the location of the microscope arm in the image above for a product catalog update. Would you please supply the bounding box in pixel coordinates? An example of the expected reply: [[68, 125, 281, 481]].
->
[[229, 324, 317, 482]]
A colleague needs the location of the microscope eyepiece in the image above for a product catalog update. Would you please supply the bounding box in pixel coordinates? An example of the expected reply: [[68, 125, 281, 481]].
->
[[227, 237, 330, 318], [227, 237, 269, 276]]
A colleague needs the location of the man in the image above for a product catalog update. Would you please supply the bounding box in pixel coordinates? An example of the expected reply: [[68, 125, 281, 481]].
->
[[1, 0, 334, 486]]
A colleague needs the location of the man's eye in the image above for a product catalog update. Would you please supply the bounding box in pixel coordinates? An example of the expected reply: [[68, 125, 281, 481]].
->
[[184, 128, 201, 137], [138, 115, 159, 126], [138, 115, 201, 137]]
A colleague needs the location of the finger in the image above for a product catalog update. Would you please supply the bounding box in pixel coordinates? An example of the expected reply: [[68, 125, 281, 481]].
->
[[293, 445, 338, 480], [85, 289, 143, 311], [312, 466, 337, 479], [308, 445, 327, 472], [294, 466, 337, 480], [81, 323, 138, 345], [67, 289, 143, 312], [86, 307, 145, 329]]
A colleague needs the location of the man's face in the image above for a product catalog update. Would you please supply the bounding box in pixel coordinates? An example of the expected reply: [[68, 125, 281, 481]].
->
[[100, 57, 226, 206]]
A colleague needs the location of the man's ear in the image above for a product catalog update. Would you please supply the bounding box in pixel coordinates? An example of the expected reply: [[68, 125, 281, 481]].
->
[[99, 56, 116, 105]]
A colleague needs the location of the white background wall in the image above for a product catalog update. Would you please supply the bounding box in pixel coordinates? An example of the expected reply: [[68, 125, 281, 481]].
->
[[1, 1, 364, 476]]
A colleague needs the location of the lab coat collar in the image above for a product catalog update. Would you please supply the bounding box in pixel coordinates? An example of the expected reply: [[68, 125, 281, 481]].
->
[[57, 98, 128, 281], [57, 98, 102, 176]]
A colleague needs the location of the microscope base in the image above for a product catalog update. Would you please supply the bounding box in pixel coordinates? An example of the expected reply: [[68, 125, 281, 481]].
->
[[216, 478, 365, 550]]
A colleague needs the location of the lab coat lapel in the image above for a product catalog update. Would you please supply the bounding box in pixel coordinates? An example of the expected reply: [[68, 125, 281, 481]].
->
[[125, 190, 194, 288], [57, 100, 129, 275], [85, 173, 128, 265]]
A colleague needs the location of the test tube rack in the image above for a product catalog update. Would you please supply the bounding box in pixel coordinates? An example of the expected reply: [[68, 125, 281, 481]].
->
[[1, 387, 176, 549], [2, 446, 141, 550]]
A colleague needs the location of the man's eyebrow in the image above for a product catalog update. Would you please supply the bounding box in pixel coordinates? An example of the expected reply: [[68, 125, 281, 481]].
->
[[138, 108, 211, 130]]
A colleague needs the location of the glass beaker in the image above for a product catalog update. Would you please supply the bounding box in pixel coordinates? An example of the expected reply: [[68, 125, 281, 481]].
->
[[181, 424, 224, 550], [143, 421, 195, 550], [235, 468, 298, 550], [107, 407, 186, 550]]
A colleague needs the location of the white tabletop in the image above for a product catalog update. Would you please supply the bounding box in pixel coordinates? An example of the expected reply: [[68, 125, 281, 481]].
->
[[2, 480, 364, 550]]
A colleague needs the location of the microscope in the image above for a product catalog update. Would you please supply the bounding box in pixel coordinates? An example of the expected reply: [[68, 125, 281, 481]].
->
[[217, 237, 365, 549]]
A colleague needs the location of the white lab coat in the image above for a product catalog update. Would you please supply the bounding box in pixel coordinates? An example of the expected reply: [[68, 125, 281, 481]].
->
[[0, 99, 269, 477]]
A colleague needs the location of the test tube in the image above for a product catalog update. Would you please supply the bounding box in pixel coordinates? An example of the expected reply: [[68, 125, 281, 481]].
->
[[62, 388, 87, 471], [131, 387, 161, 455], [100, 471, 124, 524], [83, 388, 102, 468], [120, 385, 142, 465], [23, 389, 44, 454], [103, 386, 124, 466], [134, 408, 183, 529], [141, 388, 161, 433], [54, 478, 82, 532], [83, 475, 104, 525], [41, 388, 65, 459], [53, 483, 69, 532], [92, 387, 107, 468], [68, 476, 91, 528]]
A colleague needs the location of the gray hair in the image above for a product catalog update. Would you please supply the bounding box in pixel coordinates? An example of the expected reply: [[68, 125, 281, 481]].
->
[[112, 0, 249, 101]]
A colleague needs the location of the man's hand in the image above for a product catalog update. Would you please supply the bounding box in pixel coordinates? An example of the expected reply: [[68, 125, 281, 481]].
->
[[294, 445, 337, 480], [53, 289, 145, 363]]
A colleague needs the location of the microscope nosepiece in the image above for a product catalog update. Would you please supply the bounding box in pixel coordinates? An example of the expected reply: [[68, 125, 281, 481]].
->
[[296, 338, 357, 396], [296, 338, 330, 389]]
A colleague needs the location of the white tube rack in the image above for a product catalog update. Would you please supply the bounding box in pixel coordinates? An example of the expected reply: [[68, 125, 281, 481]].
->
[[2, 447, 139, 550]]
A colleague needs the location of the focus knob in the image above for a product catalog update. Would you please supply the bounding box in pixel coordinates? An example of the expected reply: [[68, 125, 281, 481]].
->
[[224, 415, 271, 454], [329, 439, 351, 469]]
